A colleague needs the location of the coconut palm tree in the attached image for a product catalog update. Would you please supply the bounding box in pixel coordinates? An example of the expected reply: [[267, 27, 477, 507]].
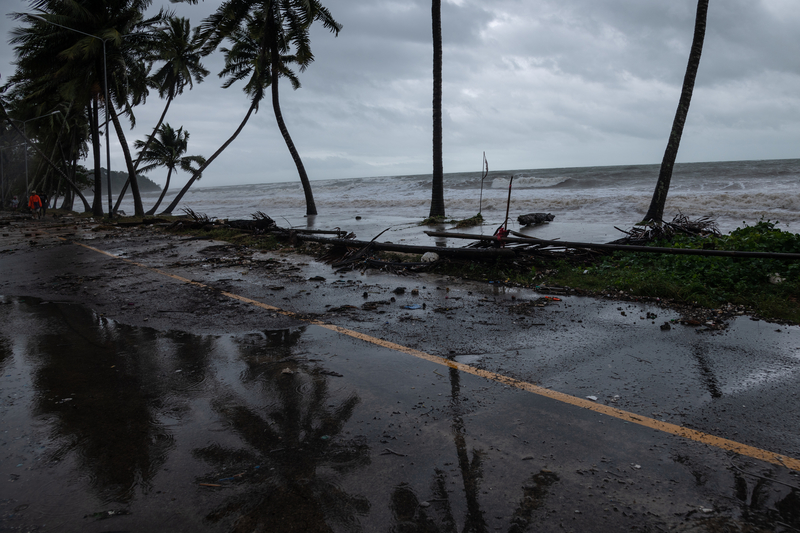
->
[[263, 0, 340, 216], [161, 1, 340, 216], [173, 0, 341, 217], [144, 16, 209, 143], [429, 0, 445, 219], [134, 123, 205, 215], [112, 15, 209, 214], [642, 0, 709, 223], [158, 17, 270, 215]]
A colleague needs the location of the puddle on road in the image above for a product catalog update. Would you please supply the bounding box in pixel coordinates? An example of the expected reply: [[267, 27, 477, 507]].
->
[[0, 296, 569, 532], [1, 295, 798, 533], [0, 296, 372, 531]]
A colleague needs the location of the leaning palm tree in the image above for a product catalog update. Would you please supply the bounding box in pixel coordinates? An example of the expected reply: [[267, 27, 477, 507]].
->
[[174, 0, 341, 216], [158, 17, 269, 215], [263, 0, 340, 216], [642, 0, 709, 223], [429, 0, 445, 219], [134, 123, 205, 215], [161, 2, 340, 216], [112, 15, 209, 214], [102, 5, 165, 218]]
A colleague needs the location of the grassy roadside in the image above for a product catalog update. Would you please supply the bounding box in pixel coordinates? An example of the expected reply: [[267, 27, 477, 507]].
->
[[548, 220, 800, 323], [91, 213, 800, 325], [386, 220, 800, 324], [497, 221, 800, 323]]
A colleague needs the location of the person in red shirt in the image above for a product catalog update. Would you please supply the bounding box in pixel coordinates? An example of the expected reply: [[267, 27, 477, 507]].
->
[[28, 191, 42, 219]]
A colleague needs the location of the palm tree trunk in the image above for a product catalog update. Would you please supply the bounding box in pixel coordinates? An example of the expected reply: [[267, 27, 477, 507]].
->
[[113, 96, 173, 214], [268, 8, 317, 216], [160, 100, 258, 215], [429, 0, 445, 218], [61, 156, 79, 210], [145, 166, 172, 215], [90, 99, 103, 216], [52, 176, 63, 208], [108, 104, 145, 217], [4, 109, 91, 212], [643, 0, 709, 223]]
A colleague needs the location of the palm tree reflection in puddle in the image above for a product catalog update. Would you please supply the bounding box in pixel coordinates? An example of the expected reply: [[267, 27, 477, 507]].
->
[[28, 302, 215, 503], [390, 367, 558, 533], [195, 327, 370, 532], [681, 459, 800, 530]]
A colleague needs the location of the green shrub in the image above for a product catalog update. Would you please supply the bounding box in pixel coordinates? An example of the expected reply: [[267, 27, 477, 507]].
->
[[550, 220, 800, 322]]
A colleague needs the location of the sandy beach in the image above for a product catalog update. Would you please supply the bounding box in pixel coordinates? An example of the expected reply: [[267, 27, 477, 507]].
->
[[2, 212, 800, 532]]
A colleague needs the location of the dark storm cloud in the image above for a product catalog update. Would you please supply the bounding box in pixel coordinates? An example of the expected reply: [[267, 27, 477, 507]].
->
[[2, 0, 799, 186]]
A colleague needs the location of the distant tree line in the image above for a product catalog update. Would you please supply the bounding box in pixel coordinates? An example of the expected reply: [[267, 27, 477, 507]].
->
[[94, 168, 161, 195]]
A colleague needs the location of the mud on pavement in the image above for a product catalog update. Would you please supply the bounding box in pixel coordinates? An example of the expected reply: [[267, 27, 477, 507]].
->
[[2, 214, 800, 533]]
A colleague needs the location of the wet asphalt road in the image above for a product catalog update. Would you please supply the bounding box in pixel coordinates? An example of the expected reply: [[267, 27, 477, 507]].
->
[[1, 216, 800, 532]]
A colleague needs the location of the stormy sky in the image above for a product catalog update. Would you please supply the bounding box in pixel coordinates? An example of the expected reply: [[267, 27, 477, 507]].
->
[[2, 0, 799, 188]]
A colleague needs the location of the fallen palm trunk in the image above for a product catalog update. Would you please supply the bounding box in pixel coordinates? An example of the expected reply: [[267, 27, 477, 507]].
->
[[117, 218, 174, 227], [425, 231, 800, 260], [285, 228, 351, 235], [291, 233, 517, 258], [269, 228, 352, 238]]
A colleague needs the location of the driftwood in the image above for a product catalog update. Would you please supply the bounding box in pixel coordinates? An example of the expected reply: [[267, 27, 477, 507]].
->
[[329, 242, 376, 268], [425, 231, 800, 261], [293, 233, 517, 259], [227, 211, 276, 232], [610, 214, 720, 245], [518, 213, 554, 226], [173, 210, 351, 238]]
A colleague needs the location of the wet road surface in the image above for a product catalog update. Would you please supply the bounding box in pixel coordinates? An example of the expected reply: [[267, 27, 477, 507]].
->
[[1, 217, 800, 532]]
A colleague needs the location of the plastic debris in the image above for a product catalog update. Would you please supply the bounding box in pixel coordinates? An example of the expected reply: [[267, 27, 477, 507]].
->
[[586, 396, 598, 401], [403, 304, 423, 310]]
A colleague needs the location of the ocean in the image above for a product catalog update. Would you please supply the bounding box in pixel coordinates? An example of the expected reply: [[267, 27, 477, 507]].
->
[[118, 158, 800, 245]]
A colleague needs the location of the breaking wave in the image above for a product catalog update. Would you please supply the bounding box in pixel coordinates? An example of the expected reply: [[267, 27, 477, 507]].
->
[[120, 158, 800, 236]]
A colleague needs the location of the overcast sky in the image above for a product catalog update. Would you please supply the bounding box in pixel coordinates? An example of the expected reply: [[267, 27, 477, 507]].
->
[[2, 0, 799, 188]]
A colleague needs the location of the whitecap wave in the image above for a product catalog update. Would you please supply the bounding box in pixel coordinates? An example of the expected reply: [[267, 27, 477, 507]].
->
[[491, 175, 572, 189], [116, 159, 800, 235]]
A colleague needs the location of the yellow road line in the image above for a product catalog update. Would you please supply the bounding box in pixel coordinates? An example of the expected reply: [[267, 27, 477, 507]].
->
[[64, 238, 800, 472]]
